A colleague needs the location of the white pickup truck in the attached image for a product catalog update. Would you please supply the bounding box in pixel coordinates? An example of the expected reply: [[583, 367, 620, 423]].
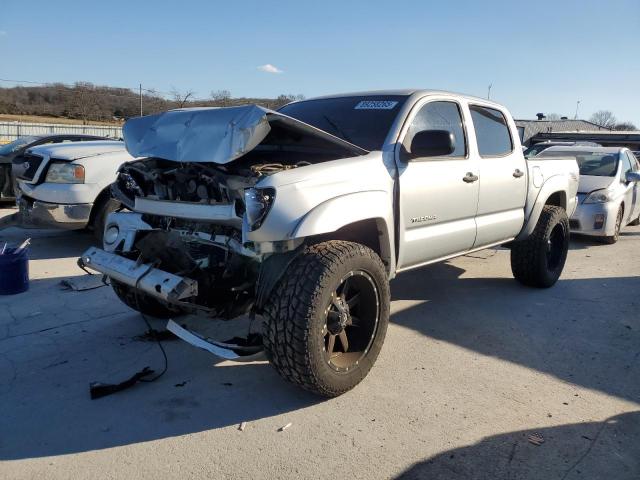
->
[[79, 90, 579, 396], [4, 141, 135, 241]]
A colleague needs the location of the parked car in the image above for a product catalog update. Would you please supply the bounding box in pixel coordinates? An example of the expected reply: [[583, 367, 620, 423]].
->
[[538, 146, 640, 243], [79, 90, 579, 396], [0, 134, 109, 202], [2, 141, 134, 241], [523, 141, 601, 159]]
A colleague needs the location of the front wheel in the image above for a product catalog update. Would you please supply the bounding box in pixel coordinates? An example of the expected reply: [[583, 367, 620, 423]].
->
[[511, 205, 570, 288], [601, 206, 623, 244], [262, 241, 390, 397]]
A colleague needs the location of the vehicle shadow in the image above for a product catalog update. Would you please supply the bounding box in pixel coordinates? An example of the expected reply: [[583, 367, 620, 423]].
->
[[394, 411, 640, 479], [0, 226, 97, 260], [0, 274, 321, 461], [1, 257, 638, 461], [390, 262, 639, 403]]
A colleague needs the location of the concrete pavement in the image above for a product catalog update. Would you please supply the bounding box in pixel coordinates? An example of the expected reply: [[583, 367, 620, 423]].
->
[[0, 207, 638, 479]]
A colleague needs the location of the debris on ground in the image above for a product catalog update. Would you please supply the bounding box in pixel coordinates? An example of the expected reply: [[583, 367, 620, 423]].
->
[[239, 422, 247, 432], [528, 433, 545, 446], [278, 422, 292, 432], [135, 329, 177, 342], [60, 275, 106, 291], [174, 381, 188, 387]]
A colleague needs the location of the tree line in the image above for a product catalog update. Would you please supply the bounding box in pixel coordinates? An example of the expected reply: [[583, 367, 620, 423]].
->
[[544, 111, 637, 131], [0, 82, 305, 123]]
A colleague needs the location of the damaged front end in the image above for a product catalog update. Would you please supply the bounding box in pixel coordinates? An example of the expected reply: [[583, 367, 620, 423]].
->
[[79, 105, 366, 356]]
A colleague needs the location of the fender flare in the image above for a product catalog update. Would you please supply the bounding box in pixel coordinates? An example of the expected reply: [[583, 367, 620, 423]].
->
[[291, 190, 394, 267], [516, 175, 570, 241]]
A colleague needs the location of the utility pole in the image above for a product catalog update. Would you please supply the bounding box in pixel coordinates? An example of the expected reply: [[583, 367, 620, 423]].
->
[[574, 100, 580, 120], [487, 84, 492, 100], [139, 83, 143, 116]]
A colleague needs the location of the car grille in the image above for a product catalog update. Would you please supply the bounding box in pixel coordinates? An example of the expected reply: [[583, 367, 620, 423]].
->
[[16, 153, 45, 181]]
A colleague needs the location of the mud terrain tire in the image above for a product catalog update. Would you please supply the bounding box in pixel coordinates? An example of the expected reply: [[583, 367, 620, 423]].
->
[[511, 205, 569, 288], [263, 241, 390, 397]]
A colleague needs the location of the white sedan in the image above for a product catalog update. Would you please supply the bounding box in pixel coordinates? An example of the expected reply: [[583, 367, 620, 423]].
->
[[539, 146, 640, 243]]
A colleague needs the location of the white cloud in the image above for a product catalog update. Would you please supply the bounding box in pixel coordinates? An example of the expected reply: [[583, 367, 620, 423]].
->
[[257, 64, 283, 74]]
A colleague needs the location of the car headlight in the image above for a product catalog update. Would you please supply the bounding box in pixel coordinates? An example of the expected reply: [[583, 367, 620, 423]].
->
[[244, 187, 275, 231], [583, 190, 611, 204], [45, 163, 85, 184]]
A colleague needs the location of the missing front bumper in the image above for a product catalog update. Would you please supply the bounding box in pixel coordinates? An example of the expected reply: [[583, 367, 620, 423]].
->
[[79, 247, 198, 303]]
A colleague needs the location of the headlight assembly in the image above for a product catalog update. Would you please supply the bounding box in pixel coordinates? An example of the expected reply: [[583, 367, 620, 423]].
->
[[45, 163, 85, 184], [244, 187, 276, 231], [583, 190, 611, 204]]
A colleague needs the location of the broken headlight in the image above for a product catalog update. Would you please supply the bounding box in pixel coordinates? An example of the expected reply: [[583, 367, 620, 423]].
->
[[244, 187, 275, 231]]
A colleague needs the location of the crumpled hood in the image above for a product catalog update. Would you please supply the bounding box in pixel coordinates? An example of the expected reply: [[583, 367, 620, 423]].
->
[[123, 105, 368, 163], [578, 175, 614, 194]]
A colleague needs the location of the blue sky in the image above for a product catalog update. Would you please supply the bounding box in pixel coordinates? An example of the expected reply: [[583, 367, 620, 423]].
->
[[1, 0, 639, 124]]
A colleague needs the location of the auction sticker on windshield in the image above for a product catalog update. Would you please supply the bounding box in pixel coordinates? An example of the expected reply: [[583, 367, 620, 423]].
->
[[354, 100, 399, 110]]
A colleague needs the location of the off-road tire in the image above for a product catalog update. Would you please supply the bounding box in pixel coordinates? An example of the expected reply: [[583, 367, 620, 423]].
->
[[511, 205, 569, 288], [111, 279, 181, 319], [262, 241, 391, 397], [602, 207, 623, 244], [92, 197, 121, 243]]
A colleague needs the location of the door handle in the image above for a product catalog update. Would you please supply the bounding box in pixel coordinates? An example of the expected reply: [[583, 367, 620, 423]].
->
[[463, 172, 479, 183], [513, 169, 525, 178]]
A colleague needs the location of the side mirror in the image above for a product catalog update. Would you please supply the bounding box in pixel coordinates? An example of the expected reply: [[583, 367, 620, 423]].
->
[[625, 171, 640, 183], [409, 130, 455, 159]]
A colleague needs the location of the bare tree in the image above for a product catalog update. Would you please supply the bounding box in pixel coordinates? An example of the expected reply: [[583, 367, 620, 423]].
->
[[171, 88, 195, 108], [613, 121, 637, 131], [211, 89, 231, 106], [589, 110, 617, 129]]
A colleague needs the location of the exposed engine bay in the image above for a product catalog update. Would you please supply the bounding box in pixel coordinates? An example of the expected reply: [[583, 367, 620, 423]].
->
[[83, 104, 370, 324]]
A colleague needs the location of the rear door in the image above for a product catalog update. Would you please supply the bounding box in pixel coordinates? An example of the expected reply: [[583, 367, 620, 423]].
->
[[468, 104, 528, 247], [395, 96, 480, 270]]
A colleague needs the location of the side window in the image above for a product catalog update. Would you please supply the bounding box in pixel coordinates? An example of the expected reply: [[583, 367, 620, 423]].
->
[[621, 153, 633, 180], [627, 152, 639, 171], [405, 101, 467, 157], [469, 105, 513, 157]]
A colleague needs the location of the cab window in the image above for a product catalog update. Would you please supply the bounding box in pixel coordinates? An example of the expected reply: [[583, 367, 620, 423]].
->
[[469, 105, 513, 157], [404, 101, 467, 158]]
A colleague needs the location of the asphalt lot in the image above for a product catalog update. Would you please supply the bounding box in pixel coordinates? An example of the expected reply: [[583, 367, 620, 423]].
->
[[0, 206, 638, 480]]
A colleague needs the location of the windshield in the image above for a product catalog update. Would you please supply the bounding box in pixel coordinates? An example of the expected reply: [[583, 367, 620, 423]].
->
[[539, 149, 619, 177], [278, 95, 408, 150], [0, 136, 40, 156]]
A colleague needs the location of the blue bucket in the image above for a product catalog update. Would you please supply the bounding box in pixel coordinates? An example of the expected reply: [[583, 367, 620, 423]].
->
[[0, 247, 29, 295]]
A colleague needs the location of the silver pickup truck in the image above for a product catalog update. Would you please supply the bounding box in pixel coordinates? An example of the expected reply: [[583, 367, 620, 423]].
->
[[79, 90, 579, 396]]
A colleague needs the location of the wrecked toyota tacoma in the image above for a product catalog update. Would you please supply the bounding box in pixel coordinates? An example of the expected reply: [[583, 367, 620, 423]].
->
[[79, 90, 579, 397]]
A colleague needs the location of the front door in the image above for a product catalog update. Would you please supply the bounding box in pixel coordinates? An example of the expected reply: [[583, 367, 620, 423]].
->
[[395, 98, 480, 270]]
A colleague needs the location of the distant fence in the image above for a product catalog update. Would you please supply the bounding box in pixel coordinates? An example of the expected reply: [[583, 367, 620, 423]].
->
[[0, 122, 123, 143]]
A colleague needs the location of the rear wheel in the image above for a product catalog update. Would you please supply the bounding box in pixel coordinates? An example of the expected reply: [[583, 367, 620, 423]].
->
[[262, 241, 390, 397], [511, 205, 569, 288], [602, 207, 623, 244]]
